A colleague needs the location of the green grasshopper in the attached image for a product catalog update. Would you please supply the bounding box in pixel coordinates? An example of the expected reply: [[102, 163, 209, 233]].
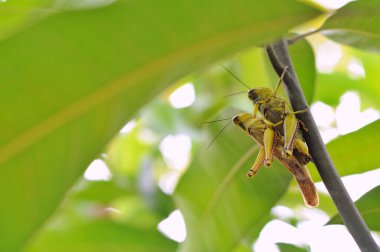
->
[[233, 112, 318, 208], [222, 65, 310, 164], [247, 66, 310, 163]]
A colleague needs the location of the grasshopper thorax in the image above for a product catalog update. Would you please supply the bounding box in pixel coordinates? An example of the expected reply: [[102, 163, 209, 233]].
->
[[248, 87, 273, 103]]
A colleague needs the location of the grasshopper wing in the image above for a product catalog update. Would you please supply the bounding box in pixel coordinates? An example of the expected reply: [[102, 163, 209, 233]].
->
[[244, 116, 318, 207], [233, 113, 318, 207]]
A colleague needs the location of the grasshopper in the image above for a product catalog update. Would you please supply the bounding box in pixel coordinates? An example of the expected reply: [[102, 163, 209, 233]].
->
[[222, 65, 310, 164], [233, 112, 318, 208], [247, 67, 310, 162]]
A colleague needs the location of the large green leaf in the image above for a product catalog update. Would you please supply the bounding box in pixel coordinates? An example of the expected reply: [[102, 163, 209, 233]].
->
[[289, 39, 316, 104], [238, 47, 272, 88], [310, 120, 380, 181], [25, 169, 176, 250], [0, 0, 117, 41], [0, 1, 320, 250], [26, 220, 177, 252], [0, 0, 50, 40], [174, 122, 293, 252], [321, 0, 380, 53], [327, 185, 380, 231]]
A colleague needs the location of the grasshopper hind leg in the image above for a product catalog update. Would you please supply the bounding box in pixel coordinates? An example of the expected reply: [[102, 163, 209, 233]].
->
[[282, 107, 309, 158], [262, 119, 282, 167], [282, 113, 298, 158], [263, 127, 277, 167]]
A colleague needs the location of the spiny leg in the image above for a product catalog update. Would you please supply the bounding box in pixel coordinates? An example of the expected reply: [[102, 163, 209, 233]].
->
[[298, 118, 308, 132], [247, 147, 265, 178], [273, 66, 288, 96], [291, 108, 309, 115]]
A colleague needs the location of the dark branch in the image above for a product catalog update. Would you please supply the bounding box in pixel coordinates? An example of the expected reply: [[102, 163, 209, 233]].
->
[[266, 39, 379, 252]]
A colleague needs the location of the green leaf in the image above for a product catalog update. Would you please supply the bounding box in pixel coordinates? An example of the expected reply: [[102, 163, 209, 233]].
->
[[73, 180, 134, 203], [105, 123, 150, 177], [310, 120, 380, 181], [238, 47, 273, 87], [231, 243, 254, 252], [0, 1, 48, 41], [289, 39, 316, 104], [314, 45, 380, 109], [277, 243, 310, 252], [0, 1, 320, 250], [174, 122, 292, 252], [352, 48, 380, 109], [0, 0, 117, 41], [321, 0, 380, 53], [314, 72, 368, 107], [25, 174, 175, 250], [26, 220, 177, 252], [327, 185, 380, 231]]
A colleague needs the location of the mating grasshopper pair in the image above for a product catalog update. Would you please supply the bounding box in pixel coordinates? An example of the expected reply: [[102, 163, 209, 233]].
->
[[248, 66, 310, 163], [229, 66, 318, 207]]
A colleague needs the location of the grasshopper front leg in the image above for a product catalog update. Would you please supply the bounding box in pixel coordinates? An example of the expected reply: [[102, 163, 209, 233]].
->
[[247, 147, 265, 178], [253, 100, 265, 118]]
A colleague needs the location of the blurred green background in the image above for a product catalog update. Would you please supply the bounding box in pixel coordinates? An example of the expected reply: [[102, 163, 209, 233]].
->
[[1, 0, 380, 251]]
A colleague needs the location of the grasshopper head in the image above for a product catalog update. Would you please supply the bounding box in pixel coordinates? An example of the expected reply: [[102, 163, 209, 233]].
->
[[233, 113, 254, 131], [248, 87, 273, 103]]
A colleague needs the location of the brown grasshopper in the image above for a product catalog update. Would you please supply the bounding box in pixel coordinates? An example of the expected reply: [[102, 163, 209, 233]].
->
[[247, 66, 310, 163], [233, 112, 318, 208]]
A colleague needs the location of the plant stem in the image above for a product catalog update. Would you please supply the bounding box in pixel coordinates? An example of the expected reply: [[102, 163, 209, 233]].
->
[[287, 28, 321, 45], [266, 39, 379, 252]]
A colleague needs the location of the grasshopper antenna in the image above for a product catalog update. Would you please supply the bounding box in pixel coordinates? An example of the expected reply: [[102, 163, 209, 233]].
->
[[206, 120, 232, 150], [200, 118, 231, 124], [223, 91, 247, 98], [221, 65, 251, 90]]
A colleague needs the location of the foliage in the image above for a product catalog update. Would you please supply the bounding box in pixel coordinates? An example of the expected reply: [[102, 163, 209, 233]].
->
[[1, 0, 380, 251], [328, 185, 380, 231]]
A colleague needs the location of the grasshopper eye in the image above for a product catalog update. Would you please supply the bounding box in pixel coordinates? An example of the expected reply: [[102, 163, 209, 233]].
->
[[232, 116, 243, 127], [248, 89, 258, 102], [232, 116, 246, 130], [232, 115, 240, 125]]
